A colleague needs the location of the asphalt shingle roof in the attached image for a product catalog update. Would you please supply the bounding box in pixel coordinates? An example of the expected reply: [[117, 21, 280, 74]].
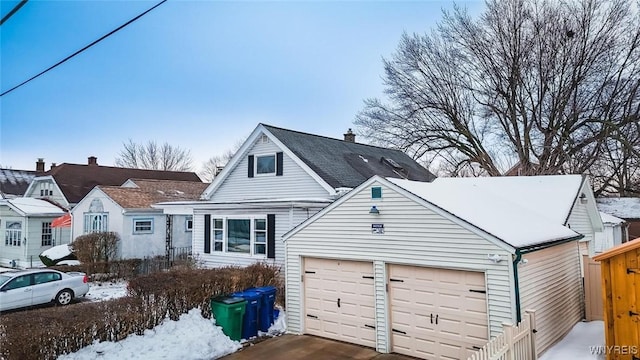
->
[[0, 168, 36, 197], [44, 163, 202, 204], [100, 179, 209, 209], [263, 124, 436, 188]]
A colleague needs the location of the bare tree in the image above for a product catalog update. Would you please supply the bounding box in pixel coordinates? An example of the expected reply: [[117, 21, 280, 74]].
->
[[115, 139, 193, 171], [355, 0, 640, 193], [199, 139, 244, 182]]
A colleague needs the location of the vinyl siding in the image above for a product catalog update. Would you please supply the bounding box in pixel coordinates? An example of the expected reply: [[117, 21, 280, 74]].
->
[[210, 137, 330, 202], [25, 179, 69, 209], [285, 181, 514, 353], [193, 206, 323, 269], [518, 241, 583, 355]]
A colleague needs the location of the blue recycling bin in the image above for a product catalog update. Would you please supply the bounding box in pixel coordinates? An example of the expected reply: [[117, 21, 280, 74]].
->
[[253, 286, 277, 331], [231, 289, 261, 339]]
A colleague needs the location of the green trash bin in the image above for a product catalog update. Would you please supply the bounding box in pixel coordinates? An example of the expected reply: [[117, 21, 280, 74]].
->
[[210, 296, 247, 341]]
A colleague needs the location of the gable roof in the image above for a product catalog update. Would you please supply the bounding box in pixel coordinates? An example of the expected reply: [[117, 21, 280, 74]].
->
[[428, 175, 586, 225], [202, 124, 435, 199], [99, 180, 208, 209], [4, 197, 66, 216], [596, 197, 640, 220], [31, 163, 202, 204], [599, 211, 626, 225], [285, 175, 583, 250], [0, 168, 36, 198], [263, 124, 436, 188]]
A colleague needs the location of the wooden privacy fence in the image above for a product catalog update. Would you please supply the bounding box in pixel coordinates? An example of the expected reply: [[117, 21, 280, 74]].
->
[[468, 309, 537, 360]]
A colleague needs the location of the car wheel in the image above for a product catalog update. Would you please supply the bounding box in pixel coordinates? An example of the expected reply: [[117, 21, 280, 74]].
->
[[55, 289, 73, 306]]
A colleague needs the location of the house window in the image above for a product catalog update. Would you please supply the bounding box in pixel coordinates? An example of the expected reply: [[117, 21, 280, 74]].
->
[[185, 216, 193, 232], [84, 213, 108, 233], [254, 219, 266, 255], [256, 155, 276, 174], [5, 221, 22, 246], [133, 219, 153, 234], [42, 222, 52, 246], [371, 186, 382, 199], [210, 216, 267, 256], [213, 218, 224, 252]]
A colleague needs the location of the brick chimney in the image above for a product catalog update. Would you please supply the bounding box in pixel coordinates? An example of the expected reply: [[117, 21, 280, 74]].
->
[[344, 128, 356, 143], [50, 163, 57, 170], [88, 156, 98, 166], [36, 158, 45, 173]]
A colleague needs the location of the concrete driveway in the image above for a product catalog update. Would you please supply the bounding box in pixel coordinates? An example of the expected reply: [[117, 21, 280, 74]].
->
[[221, 334, 416, 360]]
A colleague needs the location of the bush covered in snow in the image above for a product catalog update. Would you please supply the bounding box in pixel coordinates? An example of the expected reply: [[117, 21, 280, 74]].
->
[[0, 263, 282, 360]]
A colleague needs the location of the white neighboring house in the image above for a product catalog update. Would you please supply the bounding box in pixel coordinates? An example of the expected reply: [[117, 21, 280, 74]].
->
[[0, 198, 67, 268], [71, 179, 208, 260], [597, 211, 627, 252], [155, 124, 436, 269], [283, 174, 604, 358]]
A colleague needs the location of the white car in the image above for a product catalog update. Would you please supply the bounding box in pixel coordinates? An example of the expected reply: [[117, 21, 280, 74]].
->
[[0, 269, 90, 312]]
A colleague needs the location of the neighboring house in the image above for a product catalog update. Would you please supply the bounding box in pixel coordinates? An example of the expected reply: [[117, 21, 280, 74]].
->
[[24, 157, 201, 210], [597, 197, 640, 240], [283, 174, 603, 358], [71, 179, 208, 260], [156, 124, 436, 269], [0, 168, 37, 199], [0, 198, 67, 268], [597, 211, 628, 252]]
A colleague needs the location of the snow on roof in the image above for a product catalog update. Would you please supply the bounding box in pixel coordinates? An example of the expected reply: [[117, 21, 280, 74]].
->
[[596, 197, 640, 219], [599, 211, 625, 224], [7, 197, 65, 216], [388, 176, 581, 248], [430, 175, 584, 224]]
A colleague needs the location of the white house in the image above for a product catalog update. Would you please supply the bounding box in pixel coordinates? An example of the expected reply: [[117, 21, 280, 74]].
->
[[0, 198, 67, 268], [155, 124, 435, 269], [283, 174, 603, 358], [597, 211, 627, 252], [71, 179, 208, 260]]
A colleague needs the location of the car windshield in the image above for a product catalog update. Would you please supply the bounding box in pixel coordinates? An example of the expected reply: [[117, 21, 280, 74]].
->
[[0, 274, 13, 287]]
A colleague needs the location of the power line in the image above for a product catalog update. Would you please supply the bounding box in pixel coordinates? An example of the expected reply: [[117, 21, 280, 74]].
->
[[0, 0, 167, 97], [0, 0, 28, 26]]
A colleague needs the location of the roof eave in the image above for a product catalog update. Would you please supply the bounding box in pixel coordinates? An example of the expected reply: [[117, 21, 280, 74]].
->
[[516, 233, 585, 254]]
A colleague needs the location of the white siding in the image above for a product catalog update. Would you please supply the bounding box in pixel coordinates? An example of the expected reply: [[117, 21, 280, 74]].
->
[[193, 206, 323, 269], [210, 137, 329, 202], [285, 181, 514, 353], [518, 241, 583, 355], [121, 213, 166, 259], [25, 178, 69, 208]]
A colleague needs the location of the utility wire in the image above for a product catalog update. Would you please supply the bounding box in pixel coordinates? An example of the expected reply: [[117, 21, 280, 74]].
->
[[0, 0, 28, 26], [0, 0, 167, 97]]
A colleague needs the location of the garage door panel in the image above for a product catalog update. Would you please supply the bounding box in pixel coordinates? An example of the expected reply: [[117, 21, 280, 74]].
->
[[389, 264, 488, 359], [303, 258, 376, 347]]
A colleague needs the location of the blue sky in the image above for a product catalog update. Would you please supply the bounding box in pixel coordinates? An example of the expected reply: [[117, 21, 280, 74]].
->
[[1, 0, 484, 172]]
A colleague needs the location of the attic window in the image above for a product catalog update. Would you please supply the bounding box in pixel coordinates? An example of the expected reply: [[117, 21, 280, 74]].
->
[[372, 187, 382, 199], [260, 135, 270, 143]]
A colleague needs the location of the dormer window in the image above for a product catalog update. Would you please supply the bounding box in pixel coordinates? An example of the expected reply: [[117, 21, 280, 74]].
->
[[256, 154, 276, 174]]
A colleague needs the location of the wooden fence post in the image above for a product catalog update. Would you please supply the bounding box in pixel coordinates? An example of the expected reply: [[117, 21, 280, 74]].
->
[[525, 309, 537, 360], [502, 322, 514, 360]]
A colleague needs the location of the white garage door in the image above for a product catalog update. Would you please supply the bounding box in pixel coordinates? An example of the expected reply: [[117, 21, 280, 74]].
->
[[388, 264, 488, 360], [303, 258, 376, 348]]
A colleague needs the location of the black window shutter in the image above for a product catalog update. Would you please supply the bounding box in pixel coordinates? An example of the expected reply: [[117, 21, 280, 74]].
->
[[267, 214, 276, 259], [248, 155, 254, 178], [204, 214, 211, 254], [276, 152, 283, 176]]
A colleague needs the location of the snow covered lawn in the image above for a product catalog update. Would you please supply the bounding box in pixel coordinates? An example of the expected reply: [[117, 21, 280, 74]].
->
[[85, 281, 129, 301], [540, 321, 605, 360]]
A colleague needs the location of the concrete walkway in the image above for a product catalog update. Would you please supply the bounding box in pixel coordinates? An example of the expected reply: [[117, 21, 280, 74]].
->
[[221, 334, 415, 360]]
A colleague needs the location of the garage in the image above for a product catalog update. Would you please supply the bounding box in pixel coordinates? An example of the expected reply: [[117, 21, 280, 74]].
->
[[303, 257, 376, 348], [284, 175, 592, 357], [388, 264, 488, 359]]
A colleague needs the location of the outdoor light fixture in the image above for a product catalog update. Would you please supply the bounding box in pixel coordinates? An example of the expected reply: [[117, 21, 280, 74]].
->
[[369, 205, 380, 215], [487, 254, 502, 263], [579, 193, 588, 204]]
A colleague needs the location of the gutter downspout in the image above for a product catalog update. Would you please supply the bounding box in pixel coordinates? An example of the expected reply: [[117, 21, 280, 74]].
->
[[513, 250, 523, 323]]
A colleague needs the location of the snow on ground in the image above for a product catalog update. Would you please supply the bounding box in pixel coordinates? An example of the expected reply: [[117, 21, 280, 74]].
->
[[540, 321, 605, 360], [57, 308, 287, 360], [85, 281, 129, 301], [57, 309, 242, 360]]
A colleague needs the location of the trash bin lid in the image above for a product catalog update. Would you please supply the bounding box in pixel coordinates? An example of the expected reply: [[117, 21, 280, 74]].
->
[[214, 296, 246, 304], [232, 290, 262, 300], [253, 286, 277, 294]]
